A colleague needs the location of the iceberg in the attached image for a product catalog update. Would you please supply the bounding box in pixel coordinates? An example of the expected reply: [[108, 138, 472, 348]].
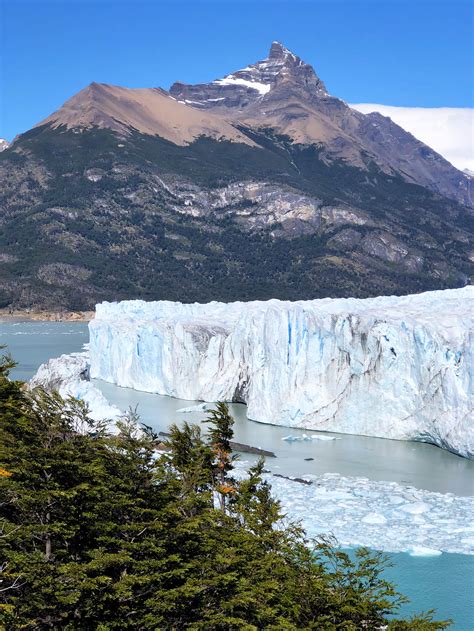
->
[[282, 433, 339, 442], [88, 287, 473, 458], [408, 547, 443, 557], [176, 402, 210, 413]]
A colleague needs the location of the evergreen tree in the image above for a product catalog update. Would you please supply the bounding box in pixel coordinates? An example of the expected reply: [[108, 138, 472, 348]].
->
[[205, 402, 237, 513]]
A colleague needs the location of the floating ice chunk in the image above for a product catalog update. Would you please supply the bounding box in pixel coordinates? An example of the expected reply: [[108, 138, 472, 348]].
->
[[388, 496, 405, 505], [176, 403, 209, 413], [400, 502, 430, 514], [282, 433, 338, 442], [362, 512, 388, 525], [282, 434, 300, 442], [311, 435, 339, 441], [408, 547, 442, 557]]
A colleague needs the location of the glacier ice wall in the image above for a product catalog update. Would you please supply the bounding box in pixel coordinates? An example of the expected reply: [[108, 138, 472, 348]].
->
[[89, 287, 473, 458], [30, 350, 122, 424]]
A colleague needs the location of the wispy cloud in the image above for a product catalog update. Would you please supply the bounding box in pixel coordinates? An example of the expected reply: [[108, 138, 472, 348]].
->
[[350, 104, 474, 173]]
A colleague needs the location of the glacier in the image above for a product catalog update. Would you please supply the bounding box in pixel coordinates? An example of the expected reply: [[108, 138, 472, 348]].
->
[[88, 287, 473, 458], [30, 349, 122, 424]]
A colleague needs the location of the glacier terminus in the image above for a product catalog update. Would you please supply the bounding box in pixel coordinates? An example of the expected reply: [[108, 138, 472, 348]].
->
[[88, 287, 473, 459]]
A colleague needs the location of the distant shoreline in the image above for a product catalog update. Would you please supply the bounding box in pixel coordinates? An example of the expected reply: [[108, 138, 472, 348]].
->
[[0, 310, 94, 323]]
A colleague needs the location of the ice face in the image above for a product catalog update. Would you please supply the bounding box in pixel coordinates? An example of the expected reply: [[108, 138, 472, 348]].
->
[[88, 287, 474, 458], [30, 350, 122, 425]]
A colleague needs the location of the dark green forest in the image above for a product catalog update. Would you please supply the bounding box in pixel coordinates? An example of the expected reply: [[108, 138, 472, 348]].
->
[[0, 125, 471, 311], [0, 352, 450, 629]]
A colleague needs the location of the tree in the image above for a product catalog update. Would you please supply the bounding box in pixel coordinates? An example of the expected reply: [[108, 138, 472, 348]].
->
[[205, 402, 237, 513]]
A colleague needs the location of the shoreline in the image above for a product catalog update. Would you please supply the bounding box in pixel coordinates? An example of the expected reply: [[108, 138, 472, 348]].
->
[[0, 310, 94, 323]]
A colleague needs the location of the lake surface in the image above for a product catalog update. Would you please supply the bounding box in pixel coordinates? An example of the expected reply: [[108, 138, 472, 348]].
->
[[1, 319, 473, 629]]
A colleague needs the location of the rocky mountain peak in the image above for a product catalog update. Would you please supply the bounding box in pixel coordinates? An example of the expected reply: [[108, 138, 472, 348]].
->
[[169, 42, 328, 110], [268, 41, 298, 61]]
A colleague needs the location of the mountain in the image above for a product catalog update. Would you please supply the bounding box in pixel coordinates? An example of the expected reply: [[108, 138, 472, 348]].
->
[[170, 42, 471, 206], [350, 103, 474, 173], [38, 82, 254, 146], [0, 139, 9, 152], [0, 42, 472, 310]]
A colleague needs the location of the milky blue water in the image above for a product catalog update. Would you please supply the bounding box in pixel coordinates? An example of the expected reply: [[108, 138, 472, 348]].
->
[[2, 319, 473, 629]]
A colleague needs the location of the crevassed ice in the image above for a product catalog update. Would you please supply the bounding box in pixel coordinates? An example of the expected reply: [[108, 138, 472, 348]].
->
[[89, 287, 474, 458]]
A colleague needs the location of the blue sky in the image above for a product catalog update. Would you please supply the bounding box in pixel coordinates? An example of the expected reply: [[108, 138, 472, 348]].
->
[[1, 0, 472, 140]]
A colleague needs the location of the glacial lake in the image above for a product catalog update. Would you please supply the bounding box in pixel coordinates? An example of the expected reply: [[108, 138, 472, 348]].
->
[[2, 319, 473, 629]]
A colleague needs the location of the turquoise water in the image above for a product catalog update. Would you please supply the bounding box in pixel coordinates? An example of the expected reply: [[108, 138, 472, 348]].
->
[[2, 320, 473, 629], [344, 548, 474, 630]]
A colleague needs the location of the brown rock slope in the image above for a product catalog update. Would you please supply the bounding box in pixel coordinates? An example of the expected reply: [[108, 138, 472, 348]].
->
[[39, 82, 254, 147]]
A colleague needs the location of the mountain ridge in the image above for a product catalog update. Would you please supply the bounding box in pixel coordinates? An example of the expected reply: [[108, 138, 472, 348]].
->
[[26, 41, 471, 207], [37, 82, 255, 146]]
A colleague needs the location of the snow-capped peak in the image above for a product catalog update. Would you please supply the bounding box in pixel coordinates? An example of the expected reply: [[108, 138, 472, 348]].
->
[[0, 138, 10, 152], [209, 41, 322, 97], [169, 42, 328, 108]]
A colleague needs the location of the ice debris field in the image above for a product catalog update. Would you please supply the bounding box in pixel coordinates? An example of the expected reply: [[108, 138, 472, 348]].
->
[[88, 287, 473, 458], [234, 462, 474, 556]]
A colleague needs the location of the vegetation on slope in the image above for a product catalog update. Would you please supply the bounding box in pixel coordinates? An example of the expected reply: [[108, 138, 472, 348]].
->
[[0, 125, 471, 310], [0, 353, 450, 629]]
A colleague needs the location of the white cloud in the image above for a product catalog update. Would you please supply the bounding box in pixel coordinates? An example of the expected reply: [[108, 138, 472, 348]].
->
[[350, 104, 474, 172]]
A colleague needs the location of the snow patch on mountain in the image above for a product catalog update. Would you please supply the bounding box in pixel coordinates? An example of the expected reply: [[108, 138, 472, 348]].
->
[[213, 75, 271, 95]]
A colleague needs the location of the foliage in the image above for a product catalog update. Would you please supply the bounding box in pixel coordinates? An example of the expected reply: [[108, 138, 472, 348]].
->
[[0, 353, 451, 629]]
